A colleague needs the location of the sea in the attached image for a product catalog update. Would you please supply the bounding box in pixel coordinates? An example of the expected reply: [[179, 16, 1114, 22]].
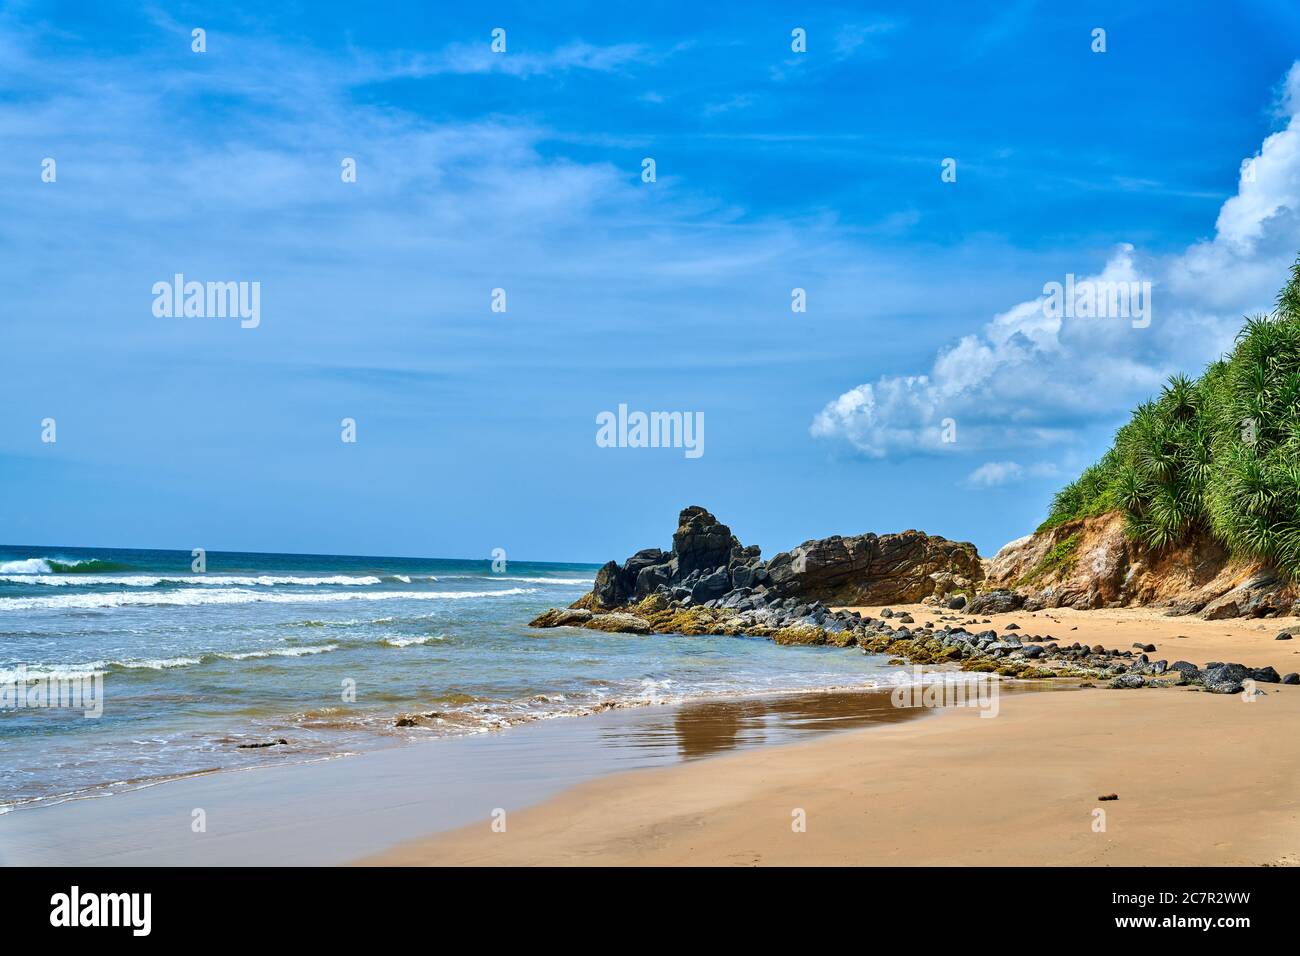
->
[[0, 544, 909, 813]]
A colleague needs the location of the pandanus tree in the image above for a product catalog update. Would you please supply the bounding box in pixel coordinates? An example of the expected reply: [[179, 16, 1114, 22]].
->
[[1044, 254, 1300, 578]]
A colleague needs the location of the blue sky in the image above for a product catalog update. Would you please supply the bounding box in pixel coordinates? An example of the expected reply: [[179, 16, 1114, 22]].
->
[[3, 1, 1300, 562]]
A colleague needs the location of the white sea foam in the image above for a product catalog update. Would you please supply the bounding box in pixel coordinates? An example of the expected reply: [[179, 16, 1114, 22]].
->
[[0, 587, 536, 611], [0, 559, 56, 574], [219, 645, 338, 660], [0, 645, 340, 681], [378, 635, 445, 648], [0, 557, 109, 574], [0, 657, 201, 682], [440, 574, 593, 585], [499, 576, 593, 585], [0, 574, 383, 587]]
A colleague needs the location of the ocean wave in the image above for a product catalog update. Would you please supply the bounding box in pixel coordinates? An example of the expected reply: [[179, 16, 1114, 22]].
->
[[499, 576, 593, 585], [0, 558, 133, 575], [377, 635, 446, 648], [438, 574, 593, 585], [0, 587, 537, 611], [0, 573, 384, 588], [0, 657, 201, 682], [0, 645, 343, 681], [218, 645, 339, 661]]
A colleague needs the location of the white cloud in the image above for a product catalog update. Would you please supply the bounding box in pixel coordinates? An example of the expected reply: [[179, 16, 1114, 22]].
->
[[813, 62, 1300, 459], [965, 460, 1059, 488]]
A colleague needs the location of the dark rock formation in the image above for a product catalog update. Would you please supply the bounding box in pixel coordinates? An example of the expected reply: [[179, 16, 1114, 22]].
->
[[967, 589, 1026, 615], [763, 530, 982, 605], [581, 506, 980, 613], [526, 506, 1274, 697], [588, 507, 763, 608]]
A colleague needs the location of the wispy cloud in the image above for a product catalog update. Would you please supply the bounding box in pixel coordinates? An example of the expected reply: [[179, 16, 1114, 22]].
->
[[965, 460, 1059, 488], [377, 39, 654, 79]]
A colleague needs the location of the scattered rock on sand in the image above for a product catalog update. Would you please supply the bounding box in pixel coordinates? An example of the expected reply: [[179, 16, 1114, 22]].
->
[[1202, 662, 1249, 694], [1110, 674, 1147, 689], [967, 589, 1026, 615]]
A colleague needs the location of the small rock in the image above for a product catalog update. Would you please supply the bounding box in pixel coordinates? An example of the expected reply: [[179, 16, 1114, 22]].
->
[[1098, 793, 1119, 801], [1109, 674, 1147, 689]]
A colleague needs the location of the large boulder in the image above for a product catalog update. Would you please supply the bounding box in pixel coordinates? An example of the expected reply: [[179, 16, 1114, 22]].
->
[[967, 589, 1027, 615], [1200, 572, 1287, 620], [592, 560, 631, 609], [1202, 662, 1250, 694], [590, 507, 759, 607], [672, 506, 743, 578], [764, 530, 982, 606], [690, 567, 732, 603]]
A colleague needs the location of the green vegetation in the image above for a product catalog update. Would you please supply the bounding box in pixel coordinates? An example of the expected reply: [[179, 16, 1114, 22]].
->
[[1043, 255, 1300, 577], [1017, 533, 1081, 587]]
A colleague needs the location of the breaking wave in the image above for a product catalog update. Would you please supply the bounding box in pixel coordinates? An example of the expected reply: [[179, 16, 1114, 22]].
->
[[0, 587, 536, 611], [0, 574, 385, 588]]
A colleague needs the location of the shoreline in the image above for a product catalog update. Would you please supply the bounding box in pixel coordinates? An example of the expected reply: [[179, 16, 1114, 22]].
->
[[0, 683, 940, 865], [1, 666, 936, 818], [6, 605, 1299, 866], [364, 681, 1300, 867], [361, 604, 1300, 867]]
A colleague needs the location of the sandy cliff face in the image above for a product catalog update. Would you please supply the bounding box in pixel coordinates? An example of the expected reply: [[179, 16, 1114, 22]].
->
[[981, 512, 1299, 619]]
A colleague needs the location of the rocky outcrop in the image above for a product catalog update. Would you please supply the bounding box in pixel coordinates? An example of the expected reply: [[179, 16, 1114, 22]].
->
[[982, 512, 1300, 620], [764, 531, 982, 605], [584, 505, 981, 613], [588, 507, 760, 609], [529, 589, 1288, 692], [526, 506, 1285, 693]]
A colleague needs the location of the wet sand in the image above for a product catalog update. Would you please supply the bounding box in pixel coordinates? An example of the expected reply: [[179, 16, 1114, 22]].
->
[[365, 683, 1300, 867], [365, 607, 1300, 867], [0, 687, 932, 865]]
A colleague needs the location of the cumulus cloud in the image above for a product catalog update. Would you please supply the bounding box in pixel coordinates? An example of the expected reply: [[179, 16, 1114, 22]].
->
[[813, 62, 1300, 460]]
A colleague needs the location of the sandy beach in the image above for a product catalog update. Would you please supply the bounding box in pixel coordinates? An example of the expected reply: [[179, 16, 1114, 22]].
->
[[364, 606, 1300, 866], [849, 602, 1300, 676]]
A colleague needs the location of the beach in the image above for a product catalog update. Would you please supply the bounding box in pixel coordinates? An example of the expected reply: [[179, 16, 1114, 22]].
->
[[5, 596, 1300, 866], [365, 605, 1300, 867]]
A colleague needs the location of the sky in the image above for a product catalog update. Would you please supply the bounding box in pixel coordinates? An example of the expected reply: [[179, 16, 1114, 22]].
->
[[3, 1, 1300, 563]]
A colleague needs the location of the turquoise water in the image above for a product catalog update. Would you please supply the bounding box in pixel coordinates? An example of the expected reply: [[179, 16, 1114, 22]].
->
[[0, 545, 905, 811]]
